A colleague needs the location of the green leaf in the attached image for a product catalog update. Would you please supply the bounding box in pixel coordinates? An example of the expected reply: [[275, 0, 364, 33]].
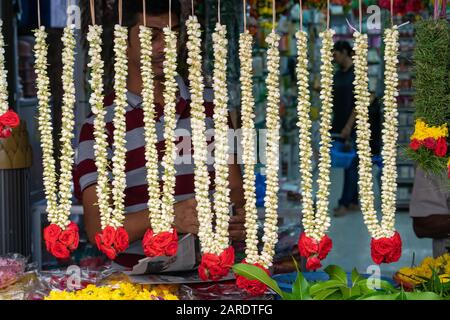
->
[[310, 280, 345, 296], [404, 292, 443, 300], [351, 268, 363, 286], [292, 272, 311, 300], [232, 264, 286, 298], [324, 265, 348, 285], [362, 293, 401, 300], [313, 288, 340, 300], [396, 289, 408, 300]]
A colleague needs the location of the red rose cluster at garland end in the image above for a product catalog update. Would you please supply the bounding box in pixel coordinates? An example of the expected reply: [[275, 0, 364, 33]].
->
[[0, 110, 20, 139], [298, 233, 333, 270], [44, 222, 79, 259], [198, 246, 235, 281], [142, 228, 178, 257], [409, 119, 448, 157], [371, 231, 402, 264], [95, 226, 129, 260], [235, 260, 270, 296]]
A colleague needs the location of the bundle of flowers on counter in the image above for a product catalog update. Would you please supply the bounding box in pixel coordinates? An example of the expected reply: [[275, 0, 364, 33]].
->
[[396, 254, 450, 287], [409, 119, 448, 157], [378, 0, 425, 15], [45, 283, 179, 300]]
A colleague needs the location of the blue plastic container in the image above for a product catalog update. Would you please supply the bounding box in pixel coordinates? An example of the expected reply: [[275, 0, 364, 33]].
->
[[331, 141, 356, 169]]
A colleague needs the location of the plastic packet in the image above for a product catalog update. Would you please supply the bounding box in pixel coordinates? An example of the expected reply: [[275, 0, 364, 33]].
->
[[0, 253, 28, 289]]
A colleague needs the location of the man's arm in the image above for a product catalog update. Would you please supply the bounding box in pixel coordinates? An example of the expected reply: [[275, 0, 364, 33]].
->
[[413, 215, 450, 239], [82, 184, 200, 245], [341, 108, 356, 140]]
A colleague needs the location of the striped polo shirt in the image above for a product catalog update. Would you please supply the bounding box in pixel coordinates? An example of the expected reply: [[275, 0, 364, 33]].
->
[[73, 76, 219, 214]]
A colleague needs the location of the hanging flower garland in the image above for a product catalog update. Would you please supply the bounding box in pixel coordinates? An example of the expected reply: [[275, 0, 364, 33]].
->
[[196, 21, 235, 281], [36, 25, 79, 259], [0, 19, 20, 138], [297, 29, 334, 271], [236, 30, 280, 296], [139, 24, 176, 257], [353, 29, 402, 265], [141, 24, 179, 257], [94, 24, 130, 260]]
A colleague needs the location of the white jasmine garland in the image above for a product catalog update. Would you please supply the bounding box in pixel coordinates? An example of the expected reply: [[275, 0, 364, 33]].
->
[[35, 26, 58, 226], [380, 26, 399, 238], [57, 25, 76, 226], [186, 16, 214, 253], [309, 29, 334, 241], [140, 25, 161, 232], [211, 23, 231, 255], [353, 32, 383, 239], [0, 20, 8, 115], [259, 31, 280, 269], [295, 30, 316, 238], [111, 25, 128, 228], [88, 25, 112, 230], [34, 25, 76, 229], [239, 31, 259, 264], [159, 27, 178, 233]]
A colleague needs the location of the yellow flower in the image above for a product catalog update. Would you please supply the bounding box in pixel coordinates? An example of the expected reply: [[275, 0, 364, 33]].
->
[[439, 274, 450, 283], [410, 119, 448, 141]]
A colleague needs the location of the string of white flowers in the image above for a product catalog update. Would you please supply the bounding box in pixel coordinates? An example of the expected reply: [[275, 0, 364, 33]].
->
[[259, 31, 280, 269], [35, 26, 58, 225], [186, 16, 214, 253], [353, 32, 383, 239], [88, 25, 112, 230], [295, 30, 315, 238], [311, 29, 334, 241], [211, 23, 231, 255], [379, 26, 399, 238], [159, 27, 178, 233], [110, 25, 128, 228], [0, 20, 8, 115], [140, 25, 161, 231], [239, 30, 259, 264], [57, 24, 76, 226]]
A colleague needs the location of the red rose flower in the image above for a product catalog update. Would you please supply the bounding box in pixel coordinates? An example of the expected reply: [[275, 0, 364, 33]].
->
[[142, 229, 178, 257], [95, 227, 121, 260], [318, 234, 333, 260], [434, 138, 448, 157], [306, 256, 322, 270], [0, 110, 20, 128], [58, 228, 78, 250], [100, 226, 116, 246], [423, 137, 436, 150], [114, 227, 129, 253], [0, 127, 11, 139], [405, 0, 422, 13], [298, 233, 319, 258], [409, 139, 421, 151], [370, 231, 402, 264], [67, 221, 79, 232], [44, 224, 62, 244], [235, 260, 270, 296], [51, 241, 71, 260], [198, 247, 235, 281]]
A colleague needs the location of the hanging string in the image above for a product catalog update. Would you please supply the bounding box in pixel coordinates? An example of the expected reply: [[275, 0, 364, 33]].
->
[[434, 0, 439, 20], [326, 0, 330, 30], [359, 0, 362, 33], [243, 0, 247, 31], [390, 0, 393, 27], [170, 0, 172, 28], [90, 0, 96, 25], [218, 0, 220, 24], [272, 0, 275, 32], [67, 0, 70, 27], [192, 0, 194, 17], [119, 0, 123, 25], [37, 0, 41, 27], [143, 0, 146, 27], [299, 0, 303, 32]]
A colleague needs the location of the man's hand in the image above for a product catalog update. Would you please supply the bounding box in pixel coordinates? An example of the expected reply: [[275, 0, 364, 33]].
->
[[340, 125, 351, 140], [229, 208, 246, 241], [173, 198, 199, 234]]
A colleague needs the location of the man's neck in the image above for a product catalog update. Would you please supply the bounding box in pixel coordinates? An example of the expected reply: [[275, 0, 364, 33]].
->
[[341, 59, 353, 72]]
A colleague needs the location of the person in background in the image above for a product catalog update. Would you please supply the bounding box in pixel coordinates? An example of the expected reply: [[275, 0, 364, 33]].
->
[[73, 1, 247, 253], [410, 168, 450, 258], [331, 41, 359, 216]]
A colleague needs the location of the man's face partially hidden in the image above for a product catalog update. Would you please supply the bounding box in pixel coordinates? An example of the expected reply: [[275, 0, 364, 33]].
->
[[128, 12, 181, 80]]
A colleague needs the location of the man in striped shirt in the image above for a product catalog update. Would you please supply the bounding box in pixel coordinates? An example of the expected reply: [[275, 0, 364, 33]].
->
[[73, 1, 246, 248]]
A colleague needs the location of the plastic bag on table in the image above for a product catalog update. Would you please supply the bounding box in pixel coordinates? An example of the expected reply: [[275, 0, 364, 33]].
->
[[39, 267, 103, 292], [0, 253, 28, 289], [179, 281, 274, 300], [0, 271, 49, 300]]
